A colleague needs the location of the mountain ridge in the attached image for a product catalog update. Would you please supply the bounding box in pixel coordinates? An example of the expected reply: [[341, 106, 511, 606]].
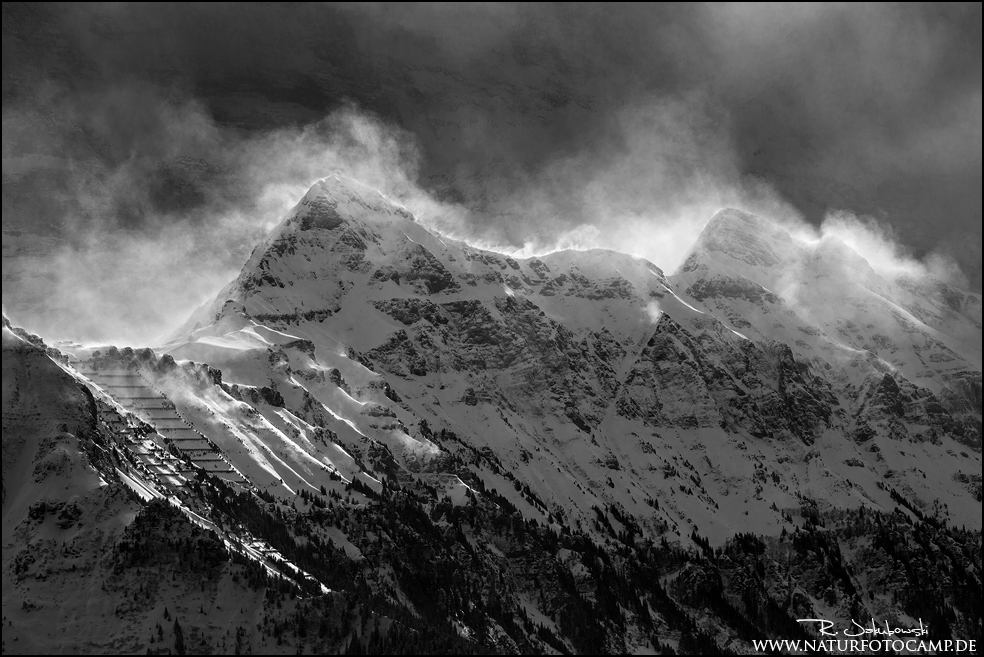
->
[[162, 176, 981, 532], [3, 177, 981, 653]]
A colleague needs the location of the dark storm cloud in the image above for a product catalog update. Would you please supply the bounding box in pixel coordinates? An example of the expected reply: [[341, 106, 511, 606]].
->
[[342, 2, 982, 283], [2, 3, 981, 341]]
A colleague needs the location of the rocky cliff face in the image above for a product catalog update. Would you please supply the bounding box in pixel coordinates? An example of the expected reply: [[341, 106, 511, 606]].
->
[[617, 314, 835, 444]]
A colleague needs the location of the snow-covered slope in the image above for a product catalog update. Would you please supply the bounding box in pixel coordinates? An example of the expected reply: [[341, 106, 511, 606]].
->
[[2, 320, 335, 653], [158, 177, 980, 542]]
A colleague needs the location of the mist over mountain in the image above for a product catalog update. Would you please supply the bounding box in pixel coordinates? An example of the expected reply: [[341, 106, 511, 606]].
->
[[2, 2, 981, 348]]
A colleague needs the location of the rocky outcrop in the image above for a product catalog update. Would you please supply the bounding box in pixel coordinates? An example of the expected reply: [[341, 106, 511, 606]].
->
[[686, 274, 780, 304], [617, 315, 834, 443], [851, 372, 981, 448]]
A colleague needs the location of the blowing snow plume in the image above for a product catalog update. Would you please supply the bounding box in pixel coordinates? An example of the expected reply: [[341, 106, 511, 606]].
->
[[2, 94, 463, 346]]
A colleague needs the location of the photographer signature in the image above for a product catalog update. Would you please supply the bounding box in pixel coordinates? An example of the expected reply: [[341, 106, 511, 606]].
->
[[797, 618, 930, 638]]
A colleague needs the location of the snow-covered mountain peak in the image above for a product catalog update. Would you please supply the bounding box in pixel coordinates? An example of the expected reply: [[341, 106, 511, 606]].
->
[[681, 207, 798, 272], [669, 205, 981, 435], [806, 234, 880, 284], [282, 174, 417, 234]]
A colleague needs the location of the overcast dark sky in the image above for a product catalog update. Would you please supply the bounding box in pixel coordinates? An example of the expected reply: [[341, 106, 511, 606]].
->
[[3, 2, 982, 314]]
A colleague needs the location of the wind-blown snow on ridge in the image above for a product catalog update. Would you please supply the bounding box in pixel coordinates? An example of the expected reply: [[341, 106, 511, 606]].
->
[[673, 207, 981, 431], [159, 179, 981, 542]]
